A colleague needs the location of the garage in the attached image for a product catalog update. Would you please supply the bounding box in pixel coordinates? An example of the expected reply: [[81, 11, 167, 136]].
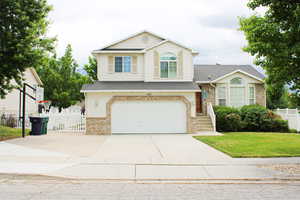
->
[[111, 100, 187, 134]]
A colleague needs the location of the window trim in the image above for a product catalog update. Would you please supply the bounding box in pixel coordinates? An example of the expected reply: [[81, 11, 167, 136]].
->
[[216, 86, 227, 106], [114, 56, 132, 73], [159, 53, 177, 78], [248, 85, 256, 105]]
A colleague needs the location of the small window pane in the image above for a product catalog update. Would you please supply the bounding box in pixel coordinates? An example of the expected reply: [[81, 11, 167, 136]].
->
[[169, 62, 177, 78], [115, 57, 123, 72], [124, 56, 131, 72], [230, 77, 242, 85], [218, 87, 226, 99], [249, 87, 254, 98], [160, 62, 168, 78], [249, 99, 255, 105], [219, 99, 226, 106]]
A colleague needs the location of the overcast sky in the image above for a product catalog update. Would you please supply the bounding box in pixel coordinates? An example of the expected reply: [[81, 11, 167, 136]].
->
[[47, 0, 264, 68]]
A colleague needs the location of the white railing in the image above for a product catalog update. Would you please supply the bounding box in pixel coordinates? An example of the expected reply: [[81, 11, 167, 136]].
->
[[207, 102, 216, 132], [275, 108, 300, 131]]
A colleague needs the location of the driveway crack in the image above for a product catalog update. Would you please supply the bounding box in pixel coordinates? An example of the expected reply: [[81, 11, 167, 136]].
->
[[150, 136, 164, 159]]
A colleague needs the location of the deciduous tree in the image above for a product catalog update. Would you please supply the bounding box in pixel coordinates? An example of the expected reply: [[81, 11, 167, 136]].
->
[[239, 0, 300, 106], [0, 0, 54, 98]]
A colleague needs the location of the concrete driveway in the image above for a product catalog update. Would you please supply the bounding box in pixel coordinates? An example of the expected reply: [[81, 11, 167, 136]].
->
[[5, 133, 230, 165], [87, 134, 230, 164]]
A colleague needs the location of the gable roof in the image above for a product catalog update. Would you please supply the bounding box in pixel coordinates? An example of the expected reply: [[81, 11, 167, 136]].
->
[[92, 30, 198, 54], [93, 30, 165, 52], [194, 65, 265, 83], [144, 39, 198, 54]]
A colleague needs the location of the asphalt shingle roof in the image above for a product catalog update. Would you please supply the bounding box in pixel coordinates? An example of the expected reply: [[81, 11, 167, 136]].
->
[[81, 81, 200, 91], [193, 65, 265, 82]]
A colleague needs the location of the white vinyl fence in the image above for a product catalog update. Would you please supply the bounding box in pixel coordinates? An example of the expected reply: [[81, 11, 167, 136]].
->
[[275, 108, 300, 132], [41, 112, 85, 133], [1, 106, 86, 133]]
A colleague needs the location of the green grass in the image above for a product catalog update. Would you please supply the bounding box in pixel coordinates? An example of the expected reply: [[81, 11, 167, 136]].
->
[[194, 132, 300, 158], [0, 126, 30, 141]]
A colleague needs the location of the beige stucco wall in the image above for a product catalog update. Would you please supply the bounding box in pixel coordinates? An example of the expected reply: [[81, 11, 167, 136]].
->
[[108, 32, 164, 49], [255, 83, 266, 107], [144, 42, 194, 82], [96, 53, 144, 81], [0, 68, 40, 115], [85, 92, 196, 118]]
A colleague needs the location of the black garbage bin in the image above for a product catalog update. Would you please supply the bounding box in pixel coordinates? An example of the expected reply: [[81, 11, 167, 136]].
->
[[29, 117, 48, 135]]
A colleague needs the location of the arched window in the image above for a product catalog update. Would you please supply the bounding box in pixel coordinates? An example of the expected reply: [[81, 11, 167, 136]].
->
[[160, 52, 177, 78], [230, 77, 243, 85]]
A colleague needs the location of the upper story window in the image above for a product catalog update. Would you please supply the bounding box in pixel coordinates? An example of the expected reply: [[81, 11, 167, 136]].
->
[[160, 53, 177, 78], [230, 77, 243, 85], [115, 56, 131, 72]]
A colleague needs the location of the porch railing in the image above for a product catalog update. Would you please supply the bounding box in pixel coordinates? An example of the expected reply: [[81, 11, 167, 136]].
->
[[207, 102, 216, 132]]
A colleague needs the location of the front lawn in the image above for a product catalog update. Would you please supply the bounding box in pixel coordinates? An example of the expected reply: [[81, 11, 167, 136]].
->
[[194, 132, 300, 158], [0, 126, 29, 141]]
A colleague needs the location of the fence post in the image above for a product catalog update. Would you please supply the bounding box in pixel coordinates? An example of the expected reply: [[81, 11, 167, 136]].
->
[[296, 108, 300, 132]]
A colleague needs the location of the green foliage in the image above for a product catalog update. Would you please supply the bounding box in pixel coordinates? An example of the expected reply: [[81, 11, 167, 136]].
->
[[240, 105, 270, 131], [289, 93, 300, 109], [239, 1, 300, 106], [214, 106, 241, 132], [266, 80, 289, 109], [214, 105, 288, 132], [36, 45, 89, 112], [0, 0, 55, 98], [84, 56, 97, 81], [289, 129, 298, 133]]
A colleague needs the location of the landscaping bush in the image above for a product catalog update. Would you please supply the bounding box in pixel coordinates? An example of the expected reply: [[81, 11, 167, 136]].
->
[[214, 105, 289, 132], [289, 129, 298, 133], [214, 106, 242, 132]]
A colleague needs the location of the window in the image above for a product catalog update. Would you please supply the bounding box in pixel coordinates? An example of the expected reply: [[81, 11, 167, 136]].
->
[[114, 56, 131, 72], [230, 77, 243, 85], [160, 53, 177, 78], [249, 86, 255, 104], [217, 86, 226, 106]]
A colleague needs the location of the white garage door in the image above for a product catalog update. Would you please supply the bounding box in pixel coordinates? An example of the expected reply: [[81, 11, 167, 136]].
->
[[111, 101, 186, 134]]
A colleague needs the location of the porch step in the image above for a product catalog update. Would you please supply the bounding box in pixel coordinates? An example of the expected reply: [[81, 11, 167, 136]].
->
[[192, 115, 214, 132]]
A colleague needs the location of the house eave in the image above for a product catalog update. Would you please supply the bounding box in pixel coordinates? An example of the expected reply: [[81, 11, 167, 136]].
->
[[81, 89, 201, 93]]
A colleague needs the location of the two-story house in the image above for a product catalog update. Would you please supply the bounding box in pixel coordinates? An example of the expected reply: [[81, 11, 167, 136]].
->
[[81, 30, 265, 135]]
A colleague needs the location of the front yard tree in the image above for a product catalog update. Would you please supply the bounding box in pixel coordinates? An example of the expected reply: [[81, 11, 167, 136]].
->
[[84, 56, 97, 82], [239, 0, 300, 106], [0, 0, 54, 98], [37, 45, 89, 112]]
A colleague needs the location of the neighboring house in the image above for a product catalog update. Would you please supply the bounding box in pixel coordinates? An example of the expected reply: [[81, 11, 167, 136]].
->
[[0, 67, 43, 115], [81, 30, 265, 135]]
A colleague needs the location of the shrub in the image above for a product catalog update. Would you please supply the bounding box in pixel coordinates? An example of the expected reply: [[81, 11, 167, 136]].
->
[[214, 106, 241, 132], [240, 105, 269, 131], [289, 129, 298, 133], [270, 119, 289, 132], [214, 105, 289, 132]]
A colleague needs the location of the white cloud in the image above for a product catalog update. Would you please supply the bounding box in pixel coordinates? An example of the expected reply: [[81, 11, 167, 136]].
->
[[47, 0, 262, 67]]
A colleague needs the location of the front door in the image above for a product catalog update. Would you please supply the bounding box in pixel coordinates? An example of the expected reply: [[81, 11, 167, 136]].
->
[[196, 92, 202, 113]]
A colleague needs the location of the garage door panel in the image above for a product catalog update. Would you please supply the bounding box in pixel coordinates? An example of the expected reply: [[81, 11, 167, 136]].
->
[[111, 101, 186, 134]]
